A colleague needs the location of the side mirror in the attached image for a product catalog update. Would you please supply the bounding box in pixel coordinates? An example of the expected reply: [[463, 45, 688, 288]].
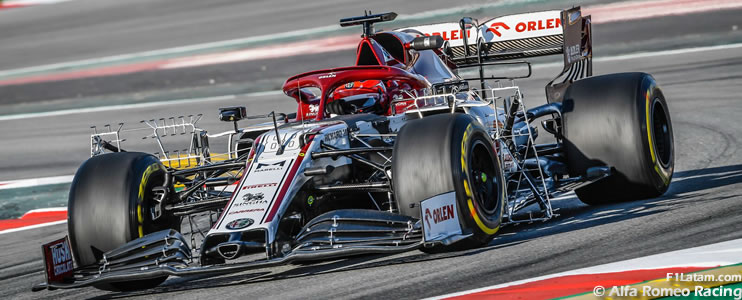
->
[[408, 35, 444, 51], [219, 106, 247, 122], [219, 106, 247, 133]]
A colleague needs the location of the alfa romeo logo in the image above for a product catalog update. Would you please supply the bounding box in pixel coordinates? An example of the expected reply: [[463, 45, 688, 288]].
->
[[225, 218, 254, 230]]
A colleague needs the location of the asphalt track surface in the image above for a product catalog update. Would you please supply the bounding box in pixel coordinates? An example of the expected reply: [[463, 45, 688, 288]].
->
[[2, 3, 742, 300]]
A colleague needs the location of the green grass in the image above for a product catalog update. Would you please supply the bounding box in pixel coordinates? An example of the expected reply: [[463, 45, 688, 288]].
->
[[0, 183, 70, 219]]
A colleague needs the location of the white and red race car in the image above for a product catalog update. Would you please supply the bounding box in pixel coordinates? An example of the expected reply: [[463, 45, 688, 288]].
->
[[34, 7, 674, 292]]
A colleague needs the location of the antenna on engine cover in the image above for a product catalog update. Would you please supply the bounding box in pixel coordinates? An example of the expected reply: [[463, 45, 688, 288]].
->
[[340, 11, 397, 37]]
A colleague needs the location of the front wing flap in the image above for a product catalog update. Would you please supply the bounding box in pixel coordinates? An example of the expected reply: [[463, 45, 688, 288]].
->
[[33, 208, 458, 291]]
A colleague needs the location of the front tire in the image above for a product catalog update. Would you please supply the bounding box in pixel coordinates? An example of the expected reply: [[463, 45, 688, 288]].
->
[[392, 113, 505, 252], [68, 152, 178, 291], [562, 72, 674, 205]]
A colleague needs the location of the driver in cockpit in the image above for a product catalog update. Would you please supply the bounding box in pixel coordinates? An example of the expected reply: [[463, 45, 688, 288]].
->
[[325, 80, 389, 116]]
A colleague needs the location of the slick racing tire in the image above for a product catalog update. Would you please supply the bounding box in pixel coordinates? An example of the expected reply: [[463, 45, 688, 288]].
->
[[68, 152, 179, 291], [562, 72, 674, 205], [393, 113, 505, 252]]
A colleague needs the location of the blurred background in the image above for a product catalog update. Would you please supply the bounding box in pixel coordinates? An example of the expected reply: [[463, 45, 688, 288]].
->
[[1, 1, 742, 298], [0, 0, 740, 218]]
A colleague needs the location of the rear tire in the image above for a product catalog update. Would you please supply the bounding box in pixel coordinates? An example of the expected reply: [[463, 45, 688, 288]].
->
[[68, 152, 178, 291], [562, 72, 674, 205], [392, 114, 505, 252]]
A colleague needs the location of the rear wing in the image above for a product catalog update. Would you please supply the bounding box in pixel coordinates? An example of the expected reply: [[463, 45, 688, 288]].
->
[[396, 7, 592, 102]]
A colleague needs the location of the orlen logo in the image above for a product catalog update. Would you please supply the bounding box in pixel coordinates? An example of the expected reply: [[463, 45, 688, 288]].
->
[[422, 29, 472, 41], [487, 17, 562, 37], [424, 204, 455, 227], [486, 22, 510, 37]]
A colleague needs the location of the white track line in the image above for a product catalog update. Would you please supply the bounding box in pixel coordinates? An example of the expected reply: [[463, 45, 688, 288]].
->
[[0, 1, 525, 77], [0, 207, 69, 235], [530, 42, 742, 70], [2, 43, 738, 122], [0, 94, 233, 122], [586, 0, 742, 24], [3, 0, 738, 79], [1, 0, 74, 5], [596, 43, 742, 62], [20, 207, 68, 214], [0, 24, 331, 79], [0, 91, 291, 121], [160, 0, 742, 71], [0, 220, 67, 235], [159, 36, 359, 70], [0, 174, 74, 190], [429, 238, 742, 299]]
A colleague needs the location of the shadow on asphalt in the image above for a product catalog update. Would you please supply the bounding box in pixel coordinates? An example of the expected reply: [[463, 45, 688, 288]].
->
[[667, 164, 742, 195], [88, 164, 742, 299], [492, 164, 742, 245]]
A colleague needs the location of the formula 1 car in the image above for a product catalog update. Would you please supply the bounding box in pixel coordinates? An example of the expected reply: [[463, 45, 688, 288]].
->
[[34, 7, 674, 292]]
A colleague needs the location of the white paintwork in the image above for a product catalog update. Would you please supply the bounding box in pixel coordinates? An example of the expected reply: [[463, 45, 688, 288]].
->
[[207, 122, 352, 244], [421, 192, 462, 242]]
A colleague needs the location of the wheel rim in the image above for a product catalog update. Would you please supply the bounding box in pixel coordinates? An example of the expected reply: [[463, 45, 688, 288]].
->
[[651, 98, 672, 168], [468, 140, 499, 216]]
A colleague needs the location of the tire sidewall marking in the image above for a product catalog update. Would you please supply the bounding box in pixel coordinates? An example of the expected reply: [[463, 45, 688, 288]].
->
[[458, 122, 501, 235], [136, 161, 162, 238], [642, 78, 673, 188]]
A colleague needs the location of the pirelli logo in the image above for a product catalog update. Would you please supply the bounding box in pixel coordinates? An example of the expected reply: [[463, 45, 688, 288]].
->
[[243, 183, 278, 190]]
